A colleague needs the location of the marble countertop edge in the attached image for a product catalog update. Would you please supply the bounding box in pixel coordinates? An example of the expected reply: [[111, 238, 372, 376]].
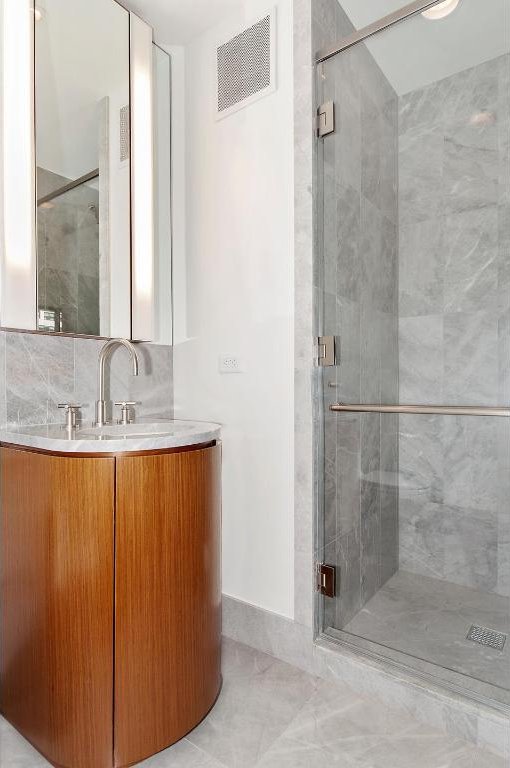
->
[[0, 419, 221, 454]]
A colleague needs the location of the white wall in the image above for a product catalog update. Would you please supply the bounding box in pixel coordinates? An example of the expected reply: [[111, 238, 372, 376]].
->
[[173, 0, 295, 618]]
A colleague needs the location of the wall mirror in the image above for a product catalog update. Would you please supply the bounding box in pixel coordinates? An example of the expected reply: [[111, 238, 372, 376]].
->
[[0, 0, 173, 344], [35, 0, 130, 338]]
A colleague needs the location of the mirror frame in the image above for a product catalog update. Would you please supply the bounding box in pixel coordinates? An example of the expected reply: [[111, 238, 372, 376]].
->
[[0, 0, 162, 343]]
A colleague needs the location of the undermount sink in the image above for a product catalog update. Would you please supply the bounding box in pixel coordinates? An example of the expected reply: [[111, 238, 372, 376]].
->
[[79, 422, 195, 440], [0, 419, 221, 454]]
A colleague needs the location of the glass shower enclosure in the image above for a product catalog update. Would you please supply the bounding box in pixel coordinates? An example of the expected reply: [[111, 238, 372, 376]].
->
[[315, 0, 510, 710]]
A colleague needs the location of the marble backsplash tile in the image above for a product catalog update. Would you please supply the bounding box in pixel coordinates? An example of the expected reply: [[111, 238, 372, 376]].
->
[[0, 331, 173, 429]]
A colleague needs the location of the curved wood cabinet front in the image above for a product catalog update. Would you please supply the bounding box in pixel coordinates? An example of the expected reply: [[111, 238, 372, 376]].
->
[[114, 446, 222, 767], [0, 443, 222, 768]]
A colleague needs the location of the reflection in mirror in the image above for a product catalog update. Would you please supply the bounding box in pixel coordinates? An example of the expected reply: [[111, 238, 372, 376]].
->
[[35, 0, 130, 337]]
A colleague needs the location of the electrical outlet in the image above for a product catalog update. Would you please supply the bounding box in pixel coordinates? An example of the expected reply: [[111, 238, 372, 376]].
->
[[219, 355, 243, 373]]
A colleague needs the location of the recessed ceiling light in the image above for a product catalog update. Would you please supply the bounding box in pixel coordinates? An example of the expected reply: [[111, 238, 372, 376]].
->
[[422, 0, 460, 20]]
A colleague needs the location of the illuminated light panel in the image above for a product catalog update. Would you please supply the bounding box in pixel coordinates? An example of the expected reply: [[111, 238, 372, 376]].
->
[[1, 0, 37, 329], [130, 13, 154, 341]]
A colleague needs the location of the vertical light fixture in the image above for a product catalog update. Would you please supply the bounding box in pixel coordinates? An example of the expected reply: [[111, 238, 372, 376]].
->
[[0, 0, 37, 330], [130, 13, 154, 341]]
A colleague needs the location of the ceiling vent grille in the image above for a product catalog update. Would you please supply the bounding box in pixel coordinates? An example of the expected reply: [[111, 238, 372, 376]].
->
[[216, 10, 275, 119]]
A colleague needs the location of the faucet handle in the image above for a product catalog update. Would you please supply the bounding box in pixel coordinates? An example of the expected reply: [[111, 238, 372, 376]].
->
[[58, 403, 82, 430], [114, 401, 137, 425]]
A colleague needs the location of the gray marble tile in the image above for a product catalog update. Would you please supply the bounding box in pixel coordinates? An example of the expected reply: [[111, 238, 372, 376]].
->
[[0, 717, 52, 767], [187, 640, 319, 768], [399, 219, 444, 318], [496, 422, 510, 597], [331, 61, 361, 194], [324, 523, 361, 629], [443, 208, 499, 315], [311, 0, 337, 51], [5, 332, 74, 426], [360, 197, 397, 316], [335, 184, 361, 303], [399, 414, 444, 502], [379, 311, 399, 402], [138, 739, 226, 767], [336, 299, 361, 402], [360, 725, 506, 768], [498, 204, 510, 315], [443, 136, 499, 215], [442, 417, 500, 513], [399, 315, 443, 404], [380, 416, 399, 586], [360, 500, 380, 605], [399, 56, 500, 136], [343, 571, 509, 693], [335, 413, 360, 535], [399, 124, 444, 226], [361, 91, 397, 226], [334, 0, 355, 41], [443, 311, 499, 405], [258, 675, 505, 768], [400, 495, 497, 592], [360, 304, 382, 403]]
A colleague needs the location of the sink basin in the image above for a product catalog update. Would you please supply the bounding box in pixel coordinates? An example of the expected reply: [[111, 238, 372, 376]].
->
[[80, 422, 195, 440], [0, 419, 221, 454]]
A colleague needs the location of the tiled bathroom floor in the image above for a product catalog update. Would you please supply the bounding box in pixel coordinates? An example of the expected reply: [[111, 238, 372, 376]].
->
[[0, 638, 505, 768], [342, 570, 510, 698]]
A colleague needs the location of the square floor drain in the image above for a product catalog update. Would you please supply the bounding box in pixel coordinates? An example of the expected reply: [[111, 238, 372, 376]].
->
[[466, 625, 506, 651]]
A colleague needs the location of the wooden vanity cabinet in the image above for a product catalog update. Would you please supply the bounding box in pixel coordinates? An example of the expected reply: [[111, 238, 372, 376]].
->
[[0, 442, 221, 768]]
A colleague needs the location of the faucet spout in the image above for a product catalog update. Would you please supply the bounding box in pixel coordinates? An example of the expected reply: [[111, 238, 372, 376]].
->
[[95, 338, 140, 427]]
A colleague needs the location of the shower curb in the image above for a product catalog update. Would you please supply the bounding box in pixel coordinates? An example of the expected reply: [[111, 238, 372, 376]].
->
[[222, 594, 509, 759]]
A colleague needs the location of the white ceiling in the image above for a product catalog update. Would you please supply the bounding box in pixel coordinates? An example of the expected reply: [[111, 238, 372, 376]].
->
[[120, 0, 244, 45], [335, 0, 510, 94]]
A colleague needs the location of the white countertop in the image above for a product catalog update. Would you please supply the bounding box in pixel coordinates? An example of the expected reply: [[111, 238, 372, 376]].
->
[[0, 419, 221, 454]]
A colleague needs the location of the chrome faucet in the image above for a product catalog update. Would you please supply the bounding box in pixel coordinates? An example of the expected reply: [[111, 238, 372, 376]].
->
[[95, 339, 140, 427]]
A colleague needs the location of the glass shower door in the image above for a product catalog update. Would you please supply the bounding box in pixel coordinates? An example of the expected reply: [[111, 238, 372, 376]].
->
[[316, 0, 510, 709]]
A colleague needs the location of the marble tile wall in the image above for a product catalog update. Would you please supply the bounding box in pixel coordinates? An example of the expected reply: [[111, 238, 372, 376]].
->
[[317, 0, 400, 630], [398, 55, 510, 597], [0, 330, 173, 429]]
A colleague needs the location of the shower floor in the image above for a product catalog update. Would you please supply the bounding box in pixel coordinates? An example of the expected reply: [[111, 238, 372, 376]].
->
[[331, 570, 510, 705]]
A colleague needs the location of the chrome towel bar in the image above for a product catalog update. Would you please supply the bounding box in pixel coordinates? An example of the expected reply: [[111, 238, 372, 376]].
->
[[329, 404, 510, 417]]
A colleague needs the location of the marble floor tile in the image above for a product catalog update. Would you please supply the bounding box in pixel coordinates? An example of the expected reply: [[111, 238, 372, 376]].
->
[[0, 639, 505, 768], [138, 738, 227, 767], [343, 570, 509, 696], [186, 638, 320, 767], [255, 679, 505, 768], [0, 717, 52, 767]]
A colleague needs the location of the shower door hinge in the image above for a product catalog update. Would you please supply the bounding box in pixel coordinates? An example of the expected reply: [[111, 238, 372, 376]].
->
[[315, 100, 335, 137], [317, 563, 336, 598], [317, 335, 336, 367]]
